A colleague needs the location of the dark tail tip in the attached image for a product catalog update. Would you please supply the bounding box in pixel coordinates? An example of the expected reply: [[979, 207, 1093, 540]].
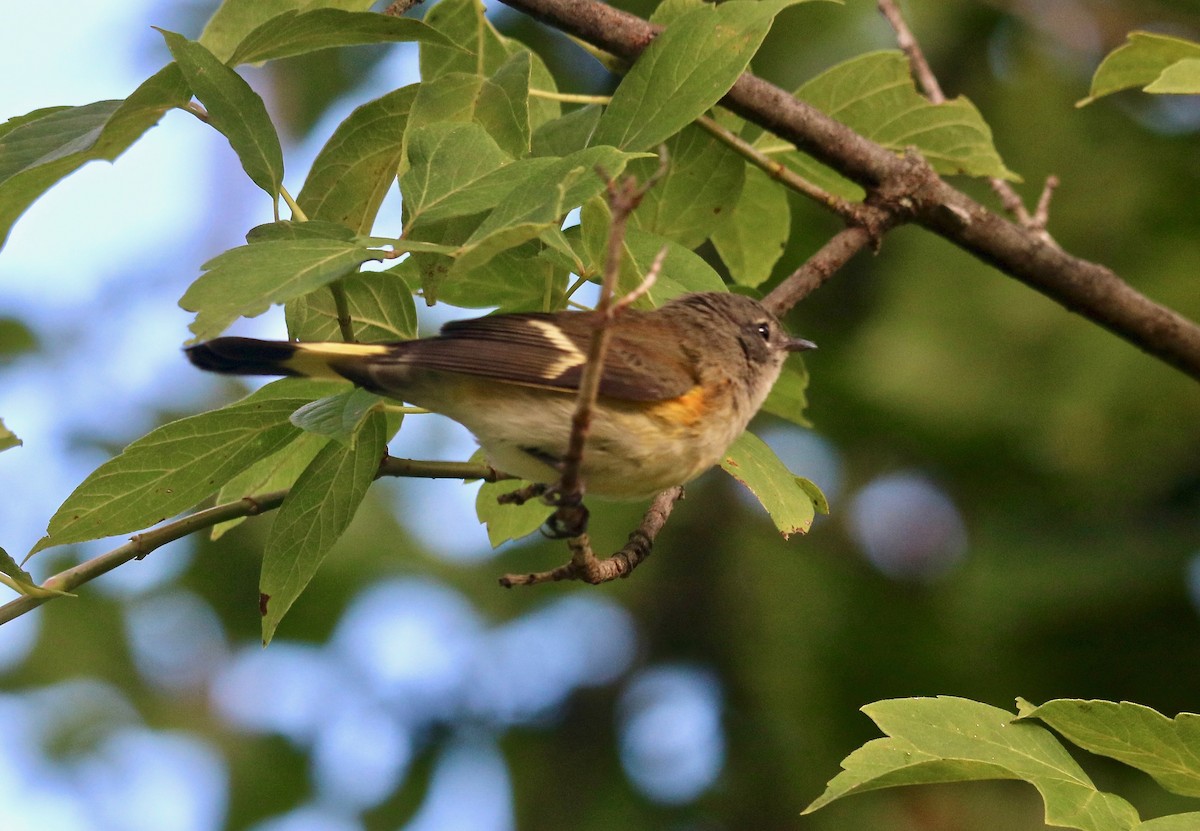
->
[[185, 337, 301, 377]]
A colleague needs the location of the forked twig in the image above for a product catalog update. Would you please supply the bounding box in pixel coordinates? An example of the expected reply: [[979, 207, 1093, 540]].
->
[[499, 153, 680, 587]]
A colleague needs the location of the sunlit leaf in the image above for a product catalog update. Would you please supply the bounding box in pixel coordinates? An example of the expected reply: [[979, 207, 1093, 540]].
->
[[805, 697, 1141, 831], [1144, 58, 1200, 94], [1080, 32, 1200, 105], [260, 410, 386, 644], [761, 361, 811, 427], [1017, 699, 1200, 798], [160, 29, 285, 200], [720, 431, 817, 538], [795, 51, 1016, 180], [476, 477, 548, 547]]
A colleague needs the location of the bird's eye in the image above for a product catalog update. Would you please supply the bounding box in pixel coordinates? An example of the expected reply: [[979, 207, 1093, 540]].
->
[[756, 322, 772, 341]]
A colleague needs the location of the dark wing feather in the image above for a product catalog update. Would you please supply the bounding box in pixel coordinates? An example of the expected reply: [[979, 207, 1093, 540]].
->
[[372, 311, 697, 401]]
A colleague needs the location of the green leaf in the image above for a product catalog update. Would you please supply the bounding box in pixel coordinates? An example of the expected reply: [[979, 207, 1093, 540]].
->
[[805, 697, 1142, 831], [420, 0, 514, 80], [0, 63, 190, 252], [720, 431, 816, 538], [1081, 32, 1200, 105], [417, 0, 560, 131], [1144, 58, 1200, 94], [180, 237, 384, 340], [712, 164, 790, 287], [476, 478, 548, 547], [476, 51, 532, 158], [627, 124, 745, 249], [260, 410, 386, 644], [761, 360, 811, 427], [290, 389, 383, 446], [452, 146, 650, 275], [0, 546, 71, 598], [437, 242, 566, 312], [228, 8, 457, 65], [400, 122, 517, 229], [246, 219, 356, 242], [796, 476, 829, 515], [1016, 699, 1200, 798], [298, 84, 417, 234], [406, 53, 533, 159], [531, 104, 602, 157], [593, 0, 817, 151], [795, 51, 1016, 180], [30, 380, 342, 556], [285, 267, 417, 343], [159, 29, 285, 201], [623, 227, 727, 303], [1141, 814, 1200, 831], [199, 0, 374, 63], [210, 431, 331, 540], [0, 418, 20, 453]]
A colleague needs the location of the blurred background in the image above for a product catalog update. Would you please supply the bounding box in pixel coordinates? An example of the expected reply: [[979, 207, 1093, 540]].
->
[[1, 1, 1199, 828]]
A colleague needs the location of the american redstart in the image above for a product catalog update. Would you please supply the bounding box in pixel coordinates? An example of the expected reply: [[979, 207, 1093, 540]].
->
[[186, 291, 815, 500]]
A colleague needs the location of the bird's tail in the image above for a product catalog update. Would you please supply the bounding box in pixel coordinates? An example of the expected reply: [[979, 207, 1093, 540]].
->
[[185, 337, 395, 385]]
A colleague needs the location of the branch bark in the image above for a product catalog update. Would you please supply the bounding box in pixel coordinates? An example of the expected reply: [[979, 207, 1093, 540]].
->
[[498, 0, 1200, 381]]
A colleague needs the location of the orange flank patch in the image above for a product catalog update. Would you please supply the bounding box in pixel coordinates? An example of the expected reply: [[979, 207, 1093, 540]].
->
[[645, 385, 711, 429]]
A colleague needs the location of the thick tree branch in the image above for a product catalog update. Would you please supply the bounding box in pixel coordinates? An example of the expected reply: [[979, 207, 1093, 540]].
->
[[498, 0, 1200, 381]]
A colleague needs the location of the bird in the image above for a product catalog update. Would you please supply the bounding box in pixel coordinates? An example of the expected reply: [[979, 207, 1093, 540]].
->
[[186, 291, 815, 501]]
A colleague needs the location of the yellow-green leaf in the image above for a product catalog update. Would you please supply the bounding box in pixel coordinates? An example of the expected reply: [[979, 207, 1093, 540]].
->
[[795, 51, 1016, 180], [805, 697, 1141, 831], [1017, 699, 1200, 799], [1080, 32, 1200, 105], [31, 380, 342, 556], [720, 431, 816, 538], [260, 410, 386, 644]]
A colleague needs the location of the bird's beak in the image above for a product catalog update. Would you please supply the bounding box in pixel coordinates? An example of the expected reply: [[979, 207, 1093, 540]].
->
[[787, 337, 818, 352]]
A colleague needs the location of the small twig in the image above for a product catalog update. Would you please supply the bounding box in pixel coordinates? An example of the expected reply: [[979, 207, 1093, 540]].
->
[[695, 114, 864, 224], [764, 222, 888, 317], [877, 0, 944, 103], [879, 0, 1060, 243], [1032, 175, 1060, 232], [0, 455, 512, 625], [383, 0, 425, 16], [554, 151, 668, 510], [989, 178, 1032, 225], [499, 486, 684, 587]]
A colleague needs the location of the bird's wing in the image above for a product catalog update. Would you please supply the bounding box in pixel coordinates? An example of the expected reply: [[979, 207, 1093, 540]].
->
[[375, 311, 698, 401]]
